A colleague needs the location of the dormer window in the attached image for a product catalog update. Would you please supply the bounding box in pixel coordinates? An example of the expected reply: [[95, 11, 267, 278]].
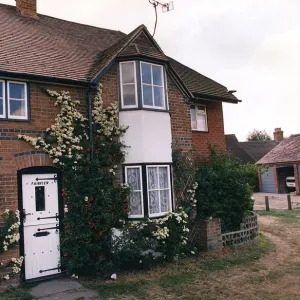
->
[[119, 61, 167, 111]]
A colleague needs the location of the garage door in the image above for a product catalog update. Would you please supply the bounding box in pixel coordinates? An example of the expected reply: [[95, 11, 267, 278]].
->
[[261, 167, 276, 193]]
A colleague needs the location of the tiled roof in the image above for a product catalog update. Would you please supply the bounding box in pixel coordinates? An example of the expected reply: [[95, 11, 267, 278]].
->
[[257, 135, 300, 164], [0, 3, 240, 102], [169, 58, 238, 102], [225, 134, 255, 164], [225, 134, 279, 163]]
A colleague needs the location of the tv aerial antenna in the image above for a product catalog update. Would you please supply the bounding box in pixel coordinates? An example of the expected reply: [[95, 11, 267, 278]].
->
[[148, 0, 174, 37]]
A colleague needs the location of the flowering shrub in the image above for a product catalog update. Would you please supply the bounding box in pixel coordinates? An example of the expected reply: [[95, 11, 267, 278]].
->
[[0, 210, 20, 253]]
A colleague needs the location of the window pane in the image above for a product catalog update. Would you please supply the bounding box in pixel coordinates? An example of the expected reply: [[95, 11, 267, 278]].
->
[[159, 167, 169, 189], [35, 186, 45, 212], [149, 191, 159, 214], [154, 86, 164, 107], [143, 84, 153, 106], [160, 190, 170, 212], [121, 62, 135, 84], [190, 108, 197, 129], [0, 82, 3, 97], [152, 65, 163, 86], [10, 100, 25, 116], [123, 84, 136, 106], [0, 99, 3, 115], [127, 168, 140, 190], [148, 167, 158, 189], [129, 191, 142, 216], [197, 114, 207, 131], [9, 83, 25, 99], [141, 63, 151, 84], [198, 105, 206, 113]]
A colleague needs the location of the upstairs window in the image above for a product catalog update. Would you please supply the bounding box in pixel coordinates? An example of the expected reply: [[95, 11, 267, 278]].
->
[[141, 62, 165, 109], [0, 80, 5, 118], [190, 105, 208, 131], [0, 80, 28, 120], [119, 61, 167, 111], [120, 62, 138, 108]]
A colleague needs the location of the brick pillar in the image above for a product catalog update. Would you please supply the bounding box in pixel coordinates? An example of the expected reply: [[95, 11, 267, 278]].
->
[[294, 164, 300, 195], [273, 165, 279, 193], [192, 218, 223, 251]]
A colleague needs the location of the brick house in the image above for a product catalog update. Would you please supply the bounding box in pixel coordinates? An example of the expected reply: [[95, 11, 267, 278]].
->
[[0, 0, 240, 281]]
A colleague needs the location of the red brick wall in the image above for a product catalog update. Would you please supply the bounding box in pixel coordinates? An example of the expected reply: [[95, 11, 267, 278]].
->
[[192, 101, 226, 159], [0, 82, 88, 211]]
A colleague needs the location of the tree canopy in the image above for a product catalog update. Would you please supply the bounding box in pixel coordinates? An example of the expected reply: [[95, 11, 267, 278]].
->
[[247, 129, 271, 141]]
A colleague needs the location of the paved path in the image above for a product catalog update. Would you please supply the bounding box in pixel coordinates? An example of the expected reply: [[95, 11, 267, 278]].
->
[[30, 278, 98, 299], [253, 192, 300, 210]]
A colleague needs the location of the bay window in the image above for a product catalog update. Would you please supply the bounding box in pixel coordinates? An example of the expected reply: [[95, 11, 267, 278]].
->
[[119, 61, 167, 110], [190, 105, 208, 131], [124, 164, 172, 218], [120, 61, 138, 108], [125, 166, 144, 218], [0, 80, 28, 120], [146, 165, 171, 217], [141, 62, 165, 109]]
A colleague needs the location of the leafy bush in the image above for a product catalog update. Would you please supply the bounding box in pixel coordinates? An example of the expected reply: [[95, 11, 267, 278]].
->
[[240, 163, 259, 192], [195, 148, 253, 232]]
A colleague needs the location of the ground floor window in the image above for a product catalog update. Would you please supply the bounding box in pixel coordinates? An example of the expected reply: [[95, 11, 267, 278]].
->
[[124, 164, 172, 218]]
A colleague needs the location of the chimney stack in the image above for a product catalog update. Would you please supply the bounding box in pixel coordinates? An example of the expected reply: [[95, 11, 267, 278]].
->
[[273, 128, 284, 142], [16, 0, 37, 18]]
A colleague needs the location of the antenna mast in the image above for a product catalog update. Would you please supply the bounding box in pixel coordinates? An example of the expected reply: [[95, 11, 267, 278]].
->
[[148, 0, 174, 37]]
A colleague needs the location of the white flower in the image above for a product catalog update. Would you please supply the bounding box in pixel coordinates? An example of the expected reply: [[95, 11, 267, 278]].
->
[[3, 274, 9, 280], [84, 196, 88, 202], [11, 258, 16, 262]]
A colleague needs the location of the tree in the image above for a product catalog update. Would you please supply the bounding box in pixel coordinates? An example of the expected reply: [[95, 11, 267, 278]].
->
[[247, 129, 271, 141]]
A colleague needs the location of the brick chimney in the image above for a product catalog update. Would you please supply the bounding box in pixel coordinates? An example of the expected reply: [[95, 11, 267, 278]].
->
[[16, 0, 38, 18], [273, 128, 284, 142]]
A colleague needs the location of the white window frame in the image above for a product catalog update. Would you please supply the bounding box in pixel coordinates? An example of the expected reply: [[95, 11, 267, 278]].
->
[[0, 80, 6, 119], [140, 62, 166, 110], [125, 166, 144, 219], [146, 165, 172, 218], [119, 61, 138, 109], [191, 104, 208, 132], [7, 81, 28, 120]]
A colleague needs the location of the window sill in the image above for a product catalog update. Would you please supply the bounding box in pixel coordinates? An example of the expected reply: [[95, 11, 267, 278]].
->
[[192, 129, 209, 133], [0, 118, 30, 122], [120, 107, 169, 113]]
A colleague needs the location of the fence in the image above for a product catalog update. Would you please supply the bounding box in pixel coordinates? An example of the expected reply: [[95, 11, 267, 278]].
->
[[221, 212, 259, 248]]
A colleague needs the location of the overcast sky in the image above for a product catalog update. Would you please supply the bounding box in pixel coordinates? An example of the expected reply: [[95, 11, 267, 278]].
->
[[2, 0, 300, 141]]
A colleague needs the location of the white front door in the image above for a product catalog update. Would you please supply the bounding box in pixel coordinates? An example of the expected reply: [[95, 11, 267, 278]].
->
[[22, 173, 61, 280]]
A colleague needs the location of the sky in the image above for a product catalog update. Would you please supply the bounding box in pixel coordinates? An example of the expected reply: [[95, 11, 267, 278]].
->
[[2, 0, 300, 141]]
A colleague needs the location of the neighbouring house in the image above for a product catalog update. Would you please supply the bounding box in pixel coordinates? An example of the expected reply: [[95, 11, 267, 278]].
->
[[225, 128, 282, 164], [257, 134, 300, 195], [0, 0, 240, 281]]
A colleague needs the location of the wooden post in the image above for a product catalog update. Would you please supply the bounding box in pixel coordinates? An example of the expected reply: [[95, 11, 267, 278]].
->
[[265, 196, 270, 211], [287, 194, 292, 210]]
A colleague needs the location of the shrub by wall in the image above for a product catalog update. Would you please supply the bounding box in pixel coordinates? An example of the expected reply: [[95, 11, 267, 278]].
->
[[195, 148, 253, 232]]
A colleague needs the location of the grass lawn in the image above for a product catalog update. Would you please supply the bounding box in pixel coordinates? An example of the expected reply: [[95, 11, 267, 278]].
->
[[0, 285, 33, 300], [256, 208, 300, 227], [81, 234, 273, 300]]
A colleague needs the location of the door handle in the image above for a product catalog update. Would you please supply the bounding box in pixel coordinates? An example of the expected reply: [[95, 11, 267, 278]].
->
[[22, 209, 32, 222]]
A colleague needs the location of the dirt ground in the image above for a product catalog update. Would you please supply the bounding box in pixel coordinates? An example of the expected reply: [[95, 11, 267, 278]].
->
[[254, 192, 300, 210], [200, 214, 300, 300]]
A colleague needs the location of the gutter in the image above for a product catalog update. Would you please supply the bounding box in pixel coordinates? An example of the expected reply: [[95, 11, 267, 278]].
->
[[0, 70, 91, 88], [193, 92, 241, 104]]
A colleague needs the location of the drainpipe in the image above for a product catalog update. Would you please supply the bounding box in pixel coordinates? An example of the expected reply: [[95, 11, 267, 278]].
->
[[88, 87, 94, 164]]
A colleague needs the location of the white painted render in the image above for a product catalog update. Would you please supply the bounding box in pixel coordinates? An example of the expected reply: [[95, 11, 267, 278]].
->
[[119, 110, 172, 164]]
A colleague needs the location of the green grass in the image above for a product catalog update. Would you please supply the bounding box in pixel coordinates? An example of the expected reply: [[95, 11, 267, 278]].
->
[[0, 286, 33, 300], [83, 234, 274, 300], [256, 209, 300, 227]]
